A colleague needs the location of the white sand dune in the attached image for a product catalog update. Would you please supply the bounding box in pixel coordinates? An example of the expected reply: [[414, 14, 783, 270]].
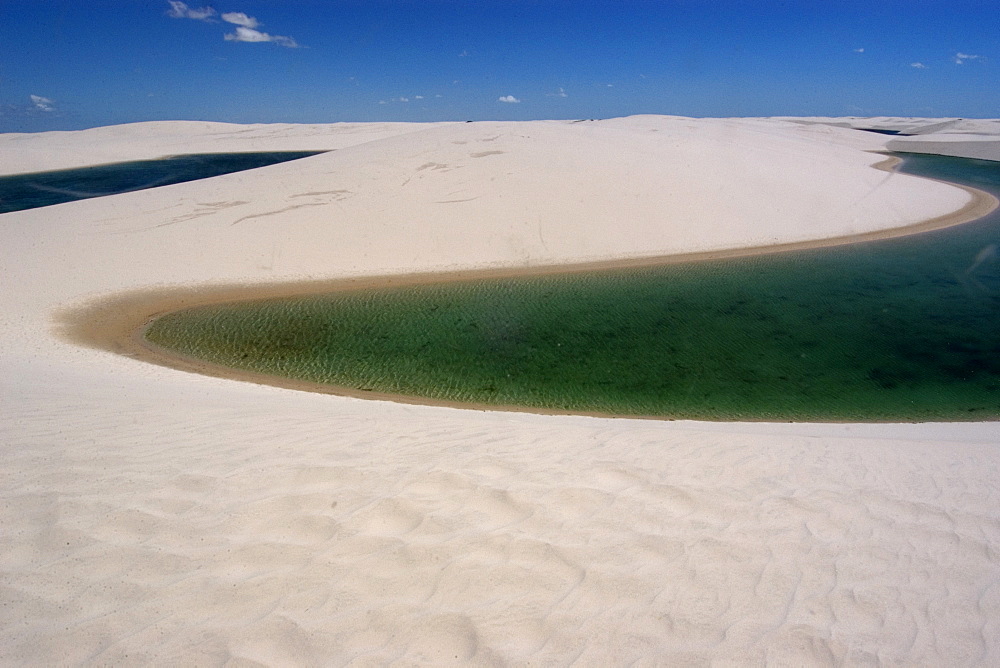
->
[[3, 115, 1000, 664], [0, 120, 454, 176], [782, 116, 1000, 162]]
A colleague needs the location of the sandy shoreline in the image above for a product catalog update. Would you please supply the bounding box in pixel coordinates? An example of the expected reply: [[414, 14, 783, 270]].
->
[[60, 155, 999, 421], [6, 116, 1000, 664]]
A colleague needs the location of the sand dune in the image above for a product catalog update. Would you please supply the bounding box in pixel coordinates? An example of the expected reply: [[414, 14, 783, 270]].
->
[[3, 115, 1000, 664], [782, 116, 1000, 161], [0, 120, 455, 176]]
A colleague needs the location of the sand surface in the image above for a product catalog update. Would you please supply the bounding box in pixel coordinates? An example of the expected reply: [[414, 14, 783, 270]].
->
[[3, 115, 1000, 664], [783, 116, 1000, 162], [0, 120, 455, 176]]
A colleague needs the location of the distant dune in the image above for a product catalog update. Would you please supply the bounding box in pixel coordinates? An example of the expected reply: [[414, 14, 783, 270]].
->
[[779, 115, 1000, 161]]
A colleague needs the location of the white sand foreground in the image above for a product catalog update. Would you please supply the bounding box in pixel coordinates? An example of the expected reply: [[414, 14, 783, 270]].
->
[[2, 115, 1000, 665]]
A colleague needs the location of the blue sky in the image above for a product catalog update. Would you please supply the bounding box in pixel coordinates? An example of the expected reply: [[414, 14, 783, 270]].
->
[[0, 1, 996, 132]]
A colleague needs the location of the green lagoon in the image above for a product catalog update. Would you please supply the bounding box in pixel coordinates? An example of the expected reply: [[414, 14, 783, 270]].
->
[[146, 154, 1000, 421]]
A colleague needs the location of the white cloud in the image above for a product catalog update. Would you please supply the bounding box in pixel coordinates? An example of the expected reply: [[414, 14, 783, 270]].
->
[[30, 95, 54, 112], [169, 3, 299, 48], [549, 87, 568, 98], [459, 50, 469, 57], [224, 26, 269, 42], [911, 62, 927, 69], [224, 26, 298, 47], [954, 52, 982, 64], [854, 47, 864, 53], [498, 95, 521, 103], [166, 1, 216, 20], [414, 95, 424, 100], [221, 12, 259, 28]]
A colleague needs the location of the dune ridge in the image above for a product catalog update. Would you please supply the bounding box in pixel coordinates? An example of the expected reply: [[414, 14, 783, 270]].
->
[[3, 115, 1000, 664], [781, 116, 1000, 162]]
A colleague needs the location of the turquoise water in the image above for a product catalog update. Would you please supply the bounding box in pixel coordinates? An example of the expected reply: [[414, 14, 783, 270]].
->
[[146, 154, 1000, 421], [0, 152, 325, 214]]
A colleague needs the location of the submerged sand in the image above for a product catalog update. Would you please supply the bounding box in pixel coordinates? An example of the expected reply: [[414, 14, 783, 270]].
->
[[3, 116, 1000, 664]]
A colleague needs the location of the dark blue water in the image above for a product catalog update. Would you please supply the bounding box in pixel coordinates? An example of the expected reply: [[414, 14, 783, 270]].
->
[[0, 152, 325, 214], [857, 128, 910, 136]]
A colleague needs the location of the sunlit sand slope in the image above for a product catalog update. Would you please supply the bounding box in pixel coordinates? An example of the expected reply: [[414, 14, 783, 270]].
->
[[783, 116, 1000, 161]]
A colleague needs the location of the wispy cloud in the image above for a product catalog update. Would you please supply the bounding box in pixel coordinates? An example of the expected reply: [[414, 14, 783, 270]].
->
[[911, 62, 927, 69], [30, 95, 55, 112], [168, 4, 299, 47], [547, 87, 568, 98], [224, 25, 299, 48], [854, 47, 865, 53], [166, 1, 216, 21], [221, 12, 259, 28], [498, 95, 521, 104], [954, 52, 983, 64]]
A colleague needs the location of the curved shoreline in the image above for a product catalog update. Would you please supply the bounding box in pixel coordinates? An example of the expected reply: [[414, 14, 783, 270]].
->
[[57, 156, 1000, 421]]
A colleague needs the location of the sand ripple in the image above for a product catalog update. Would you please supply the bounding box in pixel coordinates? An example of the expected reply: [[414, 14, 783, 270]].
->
[[3, 366, 1000, 664]]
